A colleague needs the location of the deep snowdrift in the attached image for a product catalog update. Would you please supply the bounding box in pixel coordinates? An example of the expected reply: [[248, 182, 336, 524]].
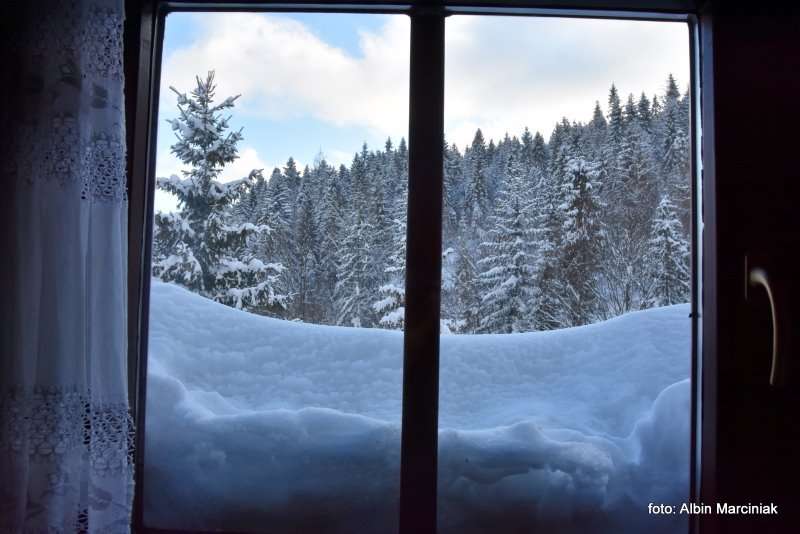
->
[[144, 281, 690, 533]]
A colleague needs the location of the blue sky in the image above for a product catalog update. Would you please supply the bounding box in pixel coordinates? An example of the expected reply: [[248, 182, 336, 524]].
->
[[160, 12, 394, 162], [155, 12, 400, 208], [154, 12, 689, 212]]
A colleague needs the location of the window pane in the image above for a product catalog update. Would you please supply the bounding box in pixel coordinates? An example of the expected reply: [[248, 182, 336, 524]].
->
[[143, 12, 409, 532], [440, 15, 692, 534]]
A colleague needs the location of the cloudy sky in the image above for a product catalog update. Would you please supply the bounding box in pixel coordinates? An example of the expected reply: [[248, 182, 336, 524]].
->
[[154, 12, 689, 212]]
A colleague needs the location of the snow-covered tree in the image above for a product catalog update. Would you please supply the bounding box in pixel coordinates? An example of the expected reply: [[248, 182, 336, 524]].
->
[[317, 171, 345, 323], [645, 195, 690, 306], [289, 177, 320, 321], [374, 187, 407, 329], [283, 157, 301, 203], [659, 76, 691, 231], [464, 129, 491, 235], [530, 131, 549, 175], [152, 71, 286, 313], [452, 237, 481, 334], [334, 211, 377, 327], [637, 92, 653, 132], [586, 101, 608, 157], [556, 153, 604, 326], [334, 145, 382, 327], [605, 84, 625, 166], [444, 141, 464, 241], [618, 109, 658, 236], [477, 156, 540, 333]]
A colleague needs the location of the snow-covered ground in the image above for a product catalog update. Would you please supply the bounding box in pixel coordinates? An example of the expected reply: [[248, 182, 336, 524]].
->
[[144, 280, 690, 533]]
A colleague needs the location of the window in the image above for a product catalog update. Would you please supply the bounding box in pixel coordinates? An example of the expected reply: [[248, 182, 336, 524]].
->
[[139, 11, 409, 533], [438, 15, 692, 533], [128, 3, 699, 533]]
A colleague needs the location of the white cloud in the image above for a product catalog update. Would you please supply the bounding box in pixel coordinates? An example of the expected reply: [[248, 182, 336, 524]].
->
[[154, 145, 273, 213], [220, 146, 272, 182], [444, 16, 690, 148], [160, 13, 410, 139], [155, 145, 272, 183]]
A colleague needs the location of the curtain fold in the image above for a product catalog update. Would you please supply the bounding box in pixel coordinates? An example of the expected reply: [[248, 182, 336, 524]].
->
[[0, 1, 135, 532]]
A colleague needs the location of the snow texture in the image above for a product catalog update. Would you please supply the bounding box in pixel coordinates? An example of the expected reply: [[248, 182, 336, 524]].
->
[[144, 280, 690, 533]]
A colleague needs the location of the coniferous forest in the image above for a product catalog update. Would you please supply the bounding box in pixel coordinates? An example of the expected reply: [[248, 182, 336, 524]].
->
[[152, 71, 691, 334]]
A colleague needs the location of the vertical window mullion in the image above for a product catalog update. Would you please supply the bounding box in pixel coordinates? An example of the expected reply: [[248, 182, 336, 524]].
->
[[400, 6, 445, 534]]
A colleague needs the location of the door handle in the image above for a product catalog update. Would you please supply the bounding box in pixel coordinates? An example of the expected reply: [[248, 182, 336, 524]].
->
[[746, 263, 782, 386]]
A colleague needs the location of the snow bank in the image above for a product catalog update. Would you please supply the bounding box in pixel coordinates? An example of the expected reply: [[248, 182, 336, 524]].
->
[[144, 281, 690, 533]]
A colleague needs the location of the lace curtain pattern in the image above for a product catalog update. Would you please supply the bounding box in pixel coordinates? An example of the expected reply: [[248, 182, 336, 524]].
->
[[0, 1, 134, 532]]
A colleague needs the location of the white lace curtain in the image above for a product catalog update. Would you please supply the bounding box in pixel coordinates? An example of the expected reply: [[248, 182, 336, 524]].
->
[[0, 1, 135, 532]]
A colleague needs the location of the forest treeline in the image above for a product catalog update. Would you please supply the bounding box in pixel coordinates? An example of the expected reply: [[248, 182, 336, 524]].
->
[[153, 71, 691, 333]]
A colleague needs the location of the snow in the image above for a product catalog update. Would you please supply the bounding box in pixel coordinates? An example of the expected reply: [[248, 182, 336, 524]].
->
[[216, 257, 267, 274], [156, 174, 193, 195], [378, 307, 405, 327], [144, 280, 690, 533], [209, 177, 248, 199]]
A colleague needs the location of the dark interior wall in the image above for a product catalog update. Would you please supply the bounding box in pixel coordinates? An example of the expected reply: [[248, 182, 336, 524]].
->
[[701, 4, 800, 533]]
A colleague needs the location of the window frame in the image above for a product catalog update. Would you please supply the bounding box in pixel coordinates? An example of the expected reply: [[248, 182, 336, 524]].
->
[[125, 2, 705, 532]]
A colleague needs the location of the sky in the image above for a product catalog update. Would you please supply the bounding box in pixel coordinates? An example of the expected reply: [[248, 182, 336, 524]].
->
[[154, 12, 689, 212]]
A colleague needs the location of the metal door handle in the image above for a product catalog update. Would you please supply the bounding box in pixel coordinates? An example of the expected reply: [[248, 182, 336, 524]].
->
[[747, 266, 781, 386]]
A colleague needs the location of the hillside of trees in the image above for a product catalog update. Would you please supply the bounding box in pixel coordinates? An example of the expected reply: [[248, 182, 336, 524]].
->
[[152, 71, 691, 334]]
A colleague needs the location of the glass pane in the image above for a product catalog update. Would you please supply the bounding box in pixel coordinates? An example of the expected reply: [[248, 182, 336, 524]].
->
[[440, 16, 692, 534], [143, 12, 409, 532]]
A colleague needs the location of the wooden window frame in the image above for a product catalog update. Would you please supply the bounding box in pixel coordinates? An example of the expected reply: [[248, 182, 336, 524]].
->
[[124, 2, 706, 532]]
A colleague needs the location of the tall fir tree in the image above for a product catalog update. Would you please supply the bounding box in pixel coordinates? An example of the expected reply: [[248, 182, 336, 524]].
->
[[556, 151, 604, 326], [317, 171, 344, 323], [477, 155, 540, 333], [637, 92, 653, 131], [289, 177, 320, 321], [605, 84, 625, 166], [464, 129, 491, 236], [374, 187, 407, 329], [334, 209, 378, 327], [453, 237, 481, 333], [283, 157, 301, 203], [645, 195, 690, 306], [660, 76, 691, 232], [152, 71, 286, 313]]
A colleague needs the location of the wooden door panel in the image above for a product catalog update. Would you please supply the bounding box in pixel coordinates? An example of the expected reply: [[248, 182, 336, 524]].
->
[[701, 6, 800, 533]]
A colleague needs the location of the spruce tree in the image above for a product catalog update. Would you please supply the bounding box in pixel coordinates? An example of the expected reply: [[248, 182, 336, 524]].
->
[[464, 129, 490, 236], [587, 101, 608, 157], [606, 84, 625, 158], [645, 195, 690, 306], [453, 237, 481, 334], [477, 155, 539, 333], [283, 157, 301, 202], [290, 177, 320, 321], [374, 187, 407, 329], [660, 77, 691, 231], [152, 71, 286, 313], [334, 209, 377, 327], [556, 152, 604, 326], [637, 92, 653, 131], [334, 144, 380, 327], [531, 131, 549, 175], [624, 93, 638, 126], [317, 171, 344, 324], [444, 141, 464, 242]]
